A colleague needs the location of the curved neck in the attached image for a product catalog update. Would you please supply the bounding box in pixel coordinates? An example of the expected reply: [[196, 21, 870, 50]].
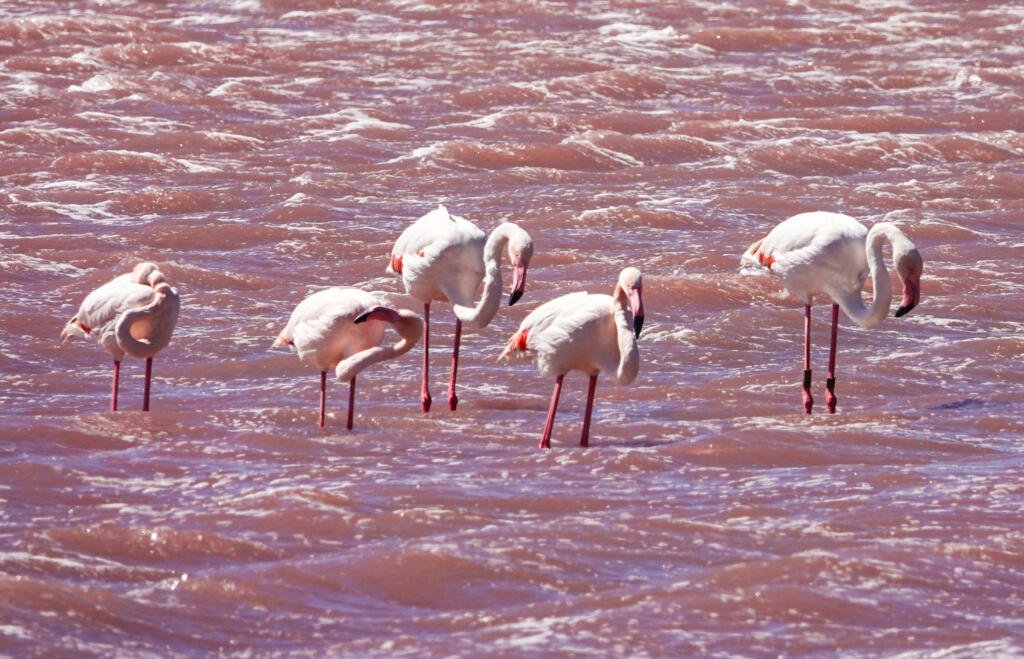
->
[[335, 312, 423, 381], [452, 224, 512, 329], [834, 222, 907, 329], [114, 288, 179, 357], [611, 286, 640, 385]]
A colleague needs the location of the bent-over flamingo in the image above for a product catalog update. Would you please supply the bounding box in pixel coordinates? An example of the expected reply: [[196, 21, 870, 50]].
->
[[61, 261, 180, 411], [274, 287, 422, 429], [388, 205, 534, 412], [500, 267, 644, 448], [741, 211, 923, 413]]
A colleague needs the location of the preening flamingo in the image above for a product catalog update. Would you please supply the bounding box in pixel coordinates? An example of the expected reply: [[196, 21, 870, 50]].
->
[[274, 287, 423, 429], [500, 267, 644, 448], [741, 211, 923, 413], [388, 205, 534, 412], [60, 262, 180, 412]]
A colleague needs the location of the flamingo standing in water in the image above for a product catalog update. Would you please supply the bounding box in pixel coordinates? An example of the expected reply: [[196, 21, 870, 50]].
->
[[61, 262, 180, 411], [274, 287, 423, 429], [500, 267, 645, 448], [741, 211, 923, 413], [388, 205, 534, 412]]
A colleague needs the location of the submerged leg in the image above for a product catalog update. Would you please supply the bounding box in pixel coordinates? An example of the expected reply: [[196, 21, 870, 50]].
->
[[826, 303, 839, 413], [540, 374, 564, 450], [318, 370, 327, 428], [447, 318, 461, 411], [580, 374, 598, 448], [347, 376, 356, 431], [421, 302, 432, 413], [110, 360, 121, 412], [142, 357, 153, 412], [803, 303, 813, 414]]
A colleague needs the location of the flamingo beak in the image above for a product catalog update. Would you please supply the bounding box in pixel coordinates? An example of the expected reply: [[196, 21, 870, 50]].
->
[[355, 306, 401, 324], [630, 290, 645, 338], [271, 335, 293, 350], [895, 272, 920, 318], [509, 262, 527, 306]]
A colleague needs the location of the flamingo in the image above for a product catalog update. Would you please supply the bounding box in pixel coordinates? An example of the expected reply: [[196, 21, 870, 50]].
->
[[274, 287, 423, 429], [740, 211, 924, 413], [500, 267, 644, 448], [388, 205, 534, 412], [60, 262, 180, 412]]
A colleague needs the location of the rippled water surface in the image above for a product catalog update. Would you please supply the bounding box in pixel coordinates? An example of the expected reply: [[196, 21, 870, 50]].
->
[[2, 0, 1023, 655]]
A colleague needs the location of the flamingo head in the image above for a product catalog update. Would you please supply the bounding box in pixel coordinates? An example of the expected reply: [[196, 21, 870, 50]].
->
[[131, 262, 160, 284], [506, 226, 534, 306], [615, 267, 645, 338], [894, 246, 923, 318]]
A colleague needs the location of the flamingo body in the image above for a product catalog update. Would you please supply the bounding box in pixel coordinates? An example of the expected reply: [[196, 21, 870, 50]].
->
[[61, 262, 180, 411], [741, 211, 924, 413], [502, 267, 644, 448], [276, 287, 422, 428], [388, 205, 534, 412]]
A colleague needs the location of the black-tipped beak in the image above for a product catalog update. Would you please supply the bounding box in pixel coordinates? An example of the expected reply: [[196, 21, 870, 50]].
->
[[894, 302, 916, 318], [633, 315, 644, 338], [508, 289, 523, 306], [353, 310, 372, 324]]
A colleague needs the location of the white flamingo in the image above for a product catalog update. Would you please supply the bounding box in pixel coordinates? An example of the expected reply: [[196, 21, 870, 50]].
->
[[500, 267, 644, 448], [274, 287, 423, 429], [741, 211, 923, 413], [61, 262, 180, 411], [388, 205, 534, 412]]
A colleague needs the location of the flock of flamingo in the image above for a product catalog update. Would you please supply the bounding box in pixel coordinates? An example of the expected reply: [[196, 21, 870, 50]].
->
[[61, 207, 923, 447]]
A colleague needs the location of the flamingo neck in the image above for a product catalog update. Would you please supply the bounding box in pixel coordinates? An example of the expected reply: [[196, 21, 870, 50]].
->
[[452, 224, 511, 329], [835, 222, 905, 329], [610, 285, 640, 385], [114, 287, 180, 358], [335, 312, 423, 382]]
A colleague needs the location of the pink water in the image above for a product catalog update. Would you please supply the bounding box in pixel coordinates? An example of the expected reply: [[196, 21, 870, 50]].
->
[[2, 1, 1023, 655]]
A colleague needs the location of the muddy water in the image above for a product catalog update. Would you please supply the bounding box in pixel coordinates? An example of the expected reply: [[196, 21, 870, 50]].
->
[[2, 1, 1023, 655]]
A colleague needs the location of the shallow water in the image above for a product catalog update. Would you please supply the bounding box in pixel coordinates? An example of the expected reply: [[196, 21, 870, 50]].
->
[[2, 0, 1023, 655]]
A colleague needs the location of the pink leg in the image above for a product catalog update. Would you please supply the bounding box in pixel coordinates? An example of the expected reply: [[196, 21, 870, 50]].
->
[[347, 376, 356, 431], [142, 357, 152, 412], [802, 303, 813, 414], [110, 360, 121, 412], [580, 374, 598, 448], [826, 303, 839, 414], [421, 302, 432, 413], [540, 374, 564, 449], [447, 318, 461, 411], [318, 370, 327, 428]]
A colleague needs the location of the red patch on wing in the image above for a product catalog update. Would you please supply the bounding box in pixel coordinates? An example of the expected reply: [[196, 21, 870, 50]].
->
[[417, 250, 425, 257], [78, 320, 92, 335], [758, 251, 775, 269], [514, 328, 529, 351], [390, 254, 403, 274]]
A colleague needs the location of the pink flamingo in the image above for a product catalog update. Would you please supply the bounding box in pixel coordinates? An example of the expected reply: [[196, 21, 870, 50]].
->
[[741, 211, 924, 413], [274, 287, 423, 429], [501, 267, 644, 448], [388, 205, 534, 412], [60, 262, 180, 411]]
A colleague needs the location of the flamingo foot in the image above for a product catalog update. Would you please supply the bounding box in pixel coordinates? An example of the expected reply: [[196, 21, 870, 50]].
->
[[802, 368, 813, 414], [421, 393, 432, 413], [447, 393, 458, 411], [825, 377, 837, 414]]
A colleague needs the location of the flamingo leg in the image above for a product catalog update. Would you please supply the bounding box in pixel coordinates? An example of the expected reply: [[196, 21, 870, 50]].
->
[[142, 357, 153, 412], [318, 370, 327, 428], [580, 374, 598, 448], [421, 302, 432, 413], [347, 376, 356, 431], [540, 374, 564, 450], [826, 303, 839, 413], [802, 303, 813, 414], [110, 360, 121, 412], [447, 318, 461, 411]]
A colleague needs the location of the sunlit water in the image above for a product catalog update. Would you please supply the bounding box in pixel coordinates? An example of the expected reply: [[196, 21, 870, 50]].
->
[[2, 1, 1023, 655]]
